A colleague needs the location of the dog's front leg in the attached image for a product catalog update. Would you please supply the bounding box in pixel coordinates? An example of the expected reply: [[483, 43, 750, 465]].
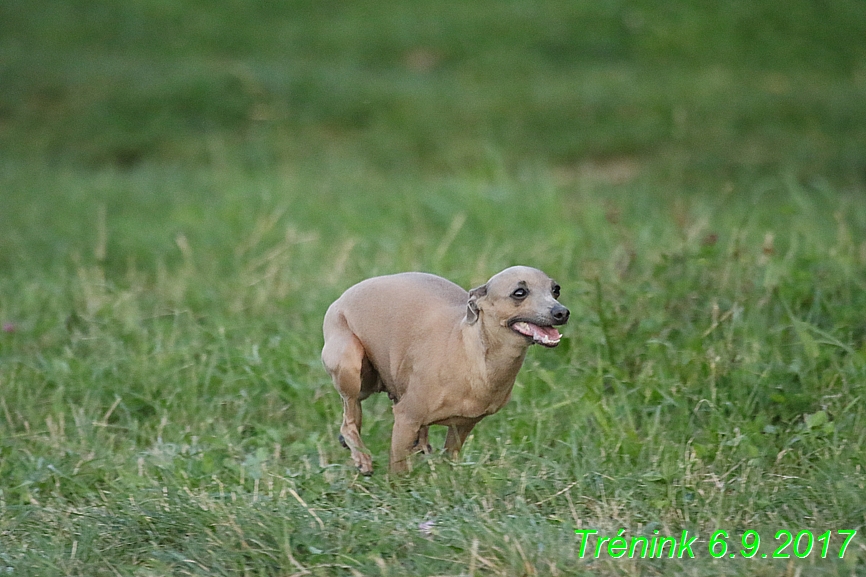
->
[[414, 426, 433, 454], [390, 405, 422, 473], [444, 421, 479, 459]]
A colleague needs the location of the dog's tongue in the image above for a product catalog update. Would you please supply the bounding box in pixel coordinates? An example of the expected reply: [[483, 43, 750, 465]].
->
[[512, 321, 562, 346]]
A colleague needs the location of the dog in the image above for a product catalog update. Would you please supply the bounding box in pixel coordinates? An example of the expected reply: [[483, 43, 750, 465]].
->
[[321, 266, 569, 474]]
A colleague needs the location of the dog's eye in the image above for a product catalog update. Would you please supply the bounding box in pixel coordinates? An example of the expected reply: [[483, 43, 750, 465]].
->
[[552, 284, 561, 298], [511, 288, 528, 299]]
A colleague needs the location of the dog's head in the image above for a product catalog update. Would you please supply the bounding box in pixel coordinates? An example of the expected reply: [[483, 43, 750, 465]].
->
[[466, 266, 569, 347]]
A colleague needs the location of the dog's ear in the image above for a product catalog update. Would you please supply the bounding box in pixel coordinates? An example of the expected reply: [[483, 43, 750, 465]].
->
[[466, 284, 488, 325]]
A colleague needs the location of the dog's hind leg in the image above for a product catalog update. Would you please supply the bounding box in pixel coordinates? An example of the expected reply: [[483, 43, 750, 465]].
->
[[322, 318, 374, 475]]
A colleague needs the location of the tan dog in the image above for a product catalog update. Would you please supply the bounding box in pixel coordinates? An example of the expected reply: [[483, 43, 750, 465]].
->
[[321, 266, 569, 474]]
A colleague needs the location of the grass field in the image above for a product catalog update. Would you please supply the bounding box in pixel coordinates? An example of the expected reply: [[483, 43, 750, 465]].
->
[[2, 0, 866, 575]]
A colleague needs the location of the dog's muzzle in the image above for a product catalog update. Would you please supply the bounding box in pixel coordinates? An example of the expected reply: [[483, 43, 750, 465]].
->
[[550, 303, 570, 325], [509, 304, 569, 348]]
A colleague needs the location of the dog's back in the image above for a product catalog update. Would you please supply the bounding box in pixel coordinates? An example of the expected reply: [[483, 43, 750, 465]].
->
[[324, 273, 467, 389]]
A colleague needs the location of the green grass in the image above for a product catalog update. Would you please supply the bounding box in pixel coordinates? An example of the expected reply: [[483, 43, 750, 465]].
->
[[2, 0, 866, 575], [3, 0, 866, 178]]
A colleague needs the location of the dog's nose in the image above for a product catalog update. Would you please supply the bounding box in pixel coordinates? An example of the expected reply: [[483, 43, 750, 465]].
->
[[551, 304, 570, 324]]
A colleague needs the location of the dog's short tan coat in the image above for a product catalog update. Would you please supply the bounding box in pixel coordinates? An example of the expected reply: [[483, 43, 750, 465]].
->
[[322, 266, 569, 474]]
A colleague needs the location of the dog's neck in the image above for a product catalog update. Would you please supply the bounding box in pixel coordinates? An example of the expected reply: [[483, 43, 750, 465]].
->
[[464, 317, 530, 387]]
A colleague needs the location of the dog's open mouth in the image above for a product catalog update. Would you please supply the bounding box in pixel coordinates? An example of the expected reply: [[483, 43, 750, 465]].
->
[[511, 321, 562, 348]]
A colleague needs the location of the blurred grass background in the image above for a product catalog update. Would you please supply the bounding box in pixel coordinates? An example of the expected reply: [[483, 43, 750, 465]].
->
[[2, 1, 866, 575], [2, 0, 865, 177]]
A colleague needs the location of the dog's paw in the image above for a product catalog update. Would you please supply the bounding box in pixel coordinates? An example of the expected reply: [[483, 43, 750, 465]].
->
[[355, 455, 374, 476], [412, 439, 434, 454]]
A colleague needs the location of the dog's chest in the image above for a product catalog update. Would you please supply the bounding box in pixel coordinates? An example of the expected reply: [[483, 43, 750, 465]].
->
[[460, 378, 515, 418]]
